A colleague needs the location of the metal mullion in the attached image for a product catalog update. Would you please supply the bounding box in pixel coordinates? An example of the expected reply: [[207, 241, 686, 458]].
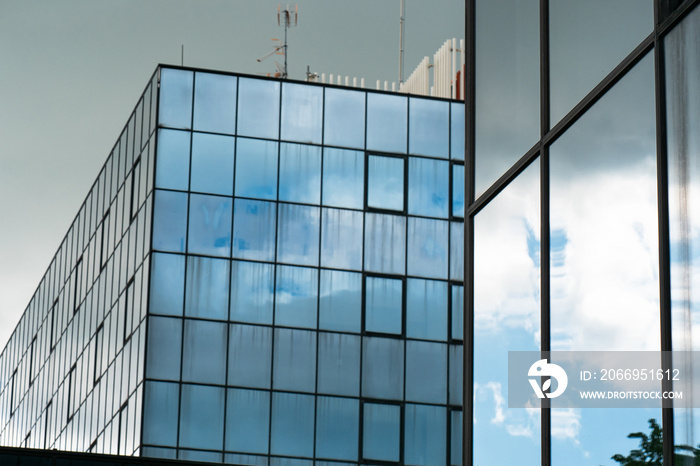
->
[[658, 0, 700, 34]]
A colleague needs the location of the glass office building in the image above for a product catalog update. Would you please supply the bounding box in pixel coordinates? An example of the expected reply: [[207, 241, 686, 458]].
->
[[0, 66, 465, 465]]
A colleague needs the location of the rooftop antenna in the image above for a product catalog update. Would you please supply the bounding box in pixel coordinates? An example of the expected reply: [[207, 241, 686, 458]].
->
[[257, 4, 298, 79], [399, 0, 405, 85]]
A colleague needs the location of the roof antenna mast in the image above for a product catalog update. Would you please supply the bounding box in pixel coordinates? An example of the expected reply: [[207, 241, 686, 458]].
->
[[399, 0, 405, 85], [258, 5, 298, 79]]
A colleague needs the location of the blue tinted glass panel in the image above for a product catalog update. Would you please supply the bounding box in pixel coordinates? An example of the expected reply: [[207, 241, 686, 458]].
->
[[270, 459, 312, 466], [365, 213, 406, 274], [235, 138, 279, 200], [225, 454, 268, 466], [185, 256, 229, 320], [180, 450, 223, 463], [155, 129, 190, 190], [188, 194, 232, 257], [316, 396, 359, 461], [451, 410, 463, 466], [153, 190, 188, 253], [319, 270, 361, 333], [146, 316, 181, 381], [275, 265, 318, 328], [271, 392, 314, 457], [182, 319, 227, 384], [281, 82, 322, 144], [230, 261, 274, 324], [232, 199, 277, 261], [362, 337, 404, 400], [451, 103, 465, 160], [409, 97, 449, 158], [452, 164, 465, 218], [408, 218, 448, 279], [277, 204, 320, 266], [143, 381, 179, 446], [159, 68, 193, 129], [449, 344, 463, 405], [228, 324, 272, 389], [406, 278, 447, 341], [450, 222, 464, 281], [324, 87, 365, 148], [366, 93, 407, 153], [363, 403, 400, 462], [142, 447, 177, 459], [193, 72, 237, 134], [279, 143, 321, 204], [190, 133, 235, 196], [226, 388, 270, 454], [237, 78, 280, 139], [317, 332, 360, 396], [365, 276, 402, 334], [322, 148, 364, 209], [409, 157, 449, 217], [367, 155, 404, 211], [179, 384, 225, 450], [405, 404, 447, 466], [405, 341, 447, 403], [150, 252, 185, 316], [273, 328, 316, 392], [451, 285, 464, 340], [321, 208, 363, 270]]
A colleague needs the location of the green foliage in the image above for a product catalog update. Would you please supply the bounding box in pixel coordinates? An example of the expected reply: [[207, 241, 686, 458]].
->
[[609, 418, 700, 466]]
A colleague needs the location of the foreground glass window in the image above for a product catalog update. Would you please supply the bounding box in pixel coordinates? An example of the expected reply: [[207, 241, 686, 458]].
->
[[237, 77, 280, 139], [363, 402, 400, 462], [324, 87, 365, 149], [366, 93, 407, 153], [364, 276, 403, 334], [226, 388, 270, 454], [190, 132, 235, 196], [279, 143, 321, 204], [367, 155, 405, 211], [322, 147, 364, 209], [409, 97, 449, 158], [179, 384, 225, 450], [193, 72, 237, 134], [232, 199, 277, 262], [281, 82, 322, 144], [159, 68, 193, 130], [185, 256, 229, 320], [235, 138, 279, 200], [230, 261, 274, 324]]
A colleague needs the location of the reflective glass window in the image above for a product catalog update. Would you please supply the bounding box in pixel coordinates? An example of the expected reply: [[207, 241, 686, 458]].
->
[[226, 388, 270, 454], [237, 78, 280, 139], [409, 97, 449, 158], [322, 147, 364, 209], [190, 133, 235, 196], [179, 384, 225, 450], [230, 261, 274, 324], [364, 213, 406, 275], [142, 447, 177, 459], [228, 324, 272, 389], [271, 392, 315, 457], [366, 93, 407, 153], [185, 256, 229, 320], [451, 285, 464, 340], [188, 194, 232, 257], [193, 72, 237, 134], [450, 222, 464, 281], [235, 138, 279, 200], [363, 402, 400, 462], [407, 217, 449, 279], [367, 155, 405, 211], [180, 451, 223, 463], [149, 252, 185, 316], [273, 328, 316, 392], [145, 316, 181, 381], [452, 164, 465, 218], [451, 410, 463, 466], [232, 199, 277, 262], [362, 337, 403, 400], [317, 332, 360, 396], [405, 341, 447, 403], [274, 265, 318, 328], [406, 278, 447, 341], [405, 404, 446, 466], [152, 190, 188, 253], [182, 319, 227, 385], [225, 454, 268, 466], [451, 103, 465, 161], [324, 87, 365, 149], [449, 344, 463, 405], [281, 82, 322, 144], [155, 129, 190, 191], [409, 157, 449, 217], [316, 396, 359, 461], [279, 143, 321, 204], [277, 204, 320, 266], [159, 68, 193, 130], [364, 276, 402, 335], [321, 208, 363, 270], [319, 270, 362, 333], [143, 381, 179, 447]]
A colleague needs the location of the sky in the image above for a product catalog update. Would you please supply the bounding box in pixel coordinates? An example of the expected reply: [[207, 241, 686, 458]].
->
[[0, 0, 464, 351]]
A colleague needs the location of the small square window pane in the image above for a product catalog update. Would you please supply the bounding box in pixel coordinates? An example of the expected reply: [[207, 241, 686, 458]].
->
[[452, 164, 465, 218], [281, 82, 322, 144], [405, 341, 447, 403], [188, 194, 232, 257], [364, 213, 406, 275], [146, 317, 181, 381], [366, 93, 407, 153], [319, 270, 362, 333], [182, 319, 227, 385], [237, 78, 280, 139], [275, 265, 318, 328], [279, 143, 321, 204], [193, 72, 237, 134], [407, 218, 449, 279], [153, 190, 188, 253], [324, 87, 365, 148], [190, 133, 235, 196], [321, 208, 363, 270], [155, 129, 190, 191], [409, 97, 449, 158], [406, 278, 447, 341], [230, 261, 274, 324], [226, 388, 270, 454], [365, 276, 402, 335], [405, 404, 447, 466], [149, 253, 184, 316], [316, 396, 359, 461], [233, 199, 277, 262], [363, 403, 400, 462], [277, 204, 320, 266], [159, 68, 193, 130], [273, 328, 316, 392], [317, 333, 360, 396], [322, 148, 364, 209], [409, 157, 449, 218], [235, 138, 279, 200], [143, 381, 179, 447], [179, 384, 224, 450], [271, 392, 314, 457], [362, 337, 404, 400], [367, 155, 404, 211], [228, 324, 272, 389], [185, 256, 229, 320]]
